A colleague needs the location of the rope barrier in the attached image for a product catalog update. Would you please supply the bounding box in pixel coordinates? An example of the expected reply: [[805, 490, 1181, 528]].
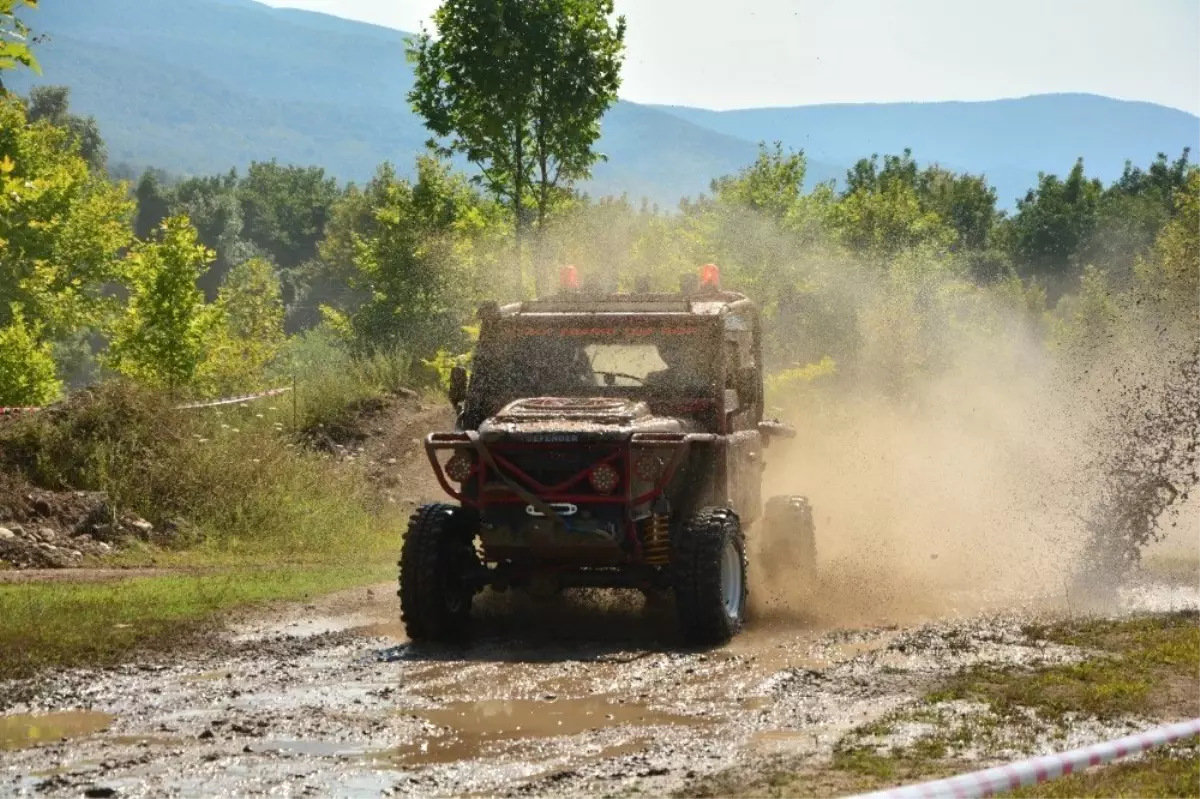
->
[[0, 386, 294, 416], [847, 717, 1200, 799]]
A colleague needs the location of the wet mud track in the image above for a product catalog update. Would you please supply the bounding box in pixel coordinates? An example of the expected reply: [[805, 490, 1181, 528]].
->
[[3, 581, 1197, 798]]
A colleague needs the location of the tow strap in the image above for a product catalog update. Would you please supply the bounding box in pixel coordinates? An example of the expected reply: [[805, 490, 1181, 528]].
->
[[465, 432, 566, 530]]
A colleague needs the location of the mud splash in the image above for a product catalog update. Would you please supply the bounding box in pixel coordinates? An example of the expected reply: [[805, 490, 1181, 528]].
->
[[0, 711, 113, 750]]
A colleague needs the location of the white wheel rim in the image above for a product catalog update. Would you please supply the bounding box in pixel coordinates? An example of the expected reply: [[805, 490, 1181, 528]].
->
[[720, 540, 743, 621]]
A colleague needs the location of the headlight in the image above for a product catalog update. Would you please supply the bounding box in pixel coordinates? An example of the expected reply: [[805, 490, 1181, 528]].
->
[[634, 452, 666, 482], [588, 463, 620, 493], [444, 452, 475, 483]]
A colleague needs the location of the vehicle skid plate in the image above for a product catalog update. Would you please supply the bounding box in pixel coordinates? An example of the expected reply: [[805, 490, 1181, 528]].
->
[[480, 499, 626, 565]]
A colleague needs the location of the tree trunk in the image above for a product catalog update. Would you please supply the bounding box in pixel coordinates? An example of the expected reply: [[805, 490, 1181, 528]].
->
[[512, 125, 526, 300]]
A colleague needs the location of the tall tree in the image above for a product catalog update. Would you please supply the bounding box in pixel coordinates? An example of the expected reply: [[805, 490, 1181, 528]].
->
[[1002, 158, 1103, 292], [169, 170, 242, 299], [329, 155, 494, 360], [236, 160, 339, 274], [408, 0, 626, 295], [104, 216, 222, 393], [0, 0, 39, 93], [134, 169, 172, 240], [196, 256, 286, 396], [0, 92, 133, 342], [24, 85, 107, 172], [1083, 149, 1194, 276], [710, 141, 806, 222]]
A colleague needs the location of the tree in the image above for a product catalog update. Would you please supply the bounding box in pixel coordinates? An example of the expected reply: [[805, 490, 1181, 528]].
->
[[831, 178, 954, 262], [408, 0, 626, 294], [236, 160, 339, 273], [1133, 168, 1200, 319], [0, 0, 39, 93], [134, 169, 172, 240], [24, 85, 106, 172], [1002, 157, 1103, 292], [104, 216, 222, 392], [331, 155, 495, 360], [710, 141, 806, 222], [197, 256, 286, 396], [0, 303, 59, 406], [169, 171, 242, 299], [916, 166, 998, 253], [1084, 149, 1194, 277], [843, 149, 1000, 256], [0, 93, 133, 342], [298, 162, 403, 331]]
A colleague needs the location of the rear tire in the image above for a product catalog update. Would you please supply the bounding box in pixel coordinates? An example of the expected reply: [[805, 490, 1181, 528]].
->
[[399, 503, 479, 643], [763, 495, 817, 583], [672, 507, 747, 646]]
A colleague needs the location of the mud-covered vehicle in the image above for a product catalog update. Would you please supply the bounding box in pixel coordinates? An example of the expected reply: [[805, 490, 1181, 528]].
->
[[400, 265, 816, 646]]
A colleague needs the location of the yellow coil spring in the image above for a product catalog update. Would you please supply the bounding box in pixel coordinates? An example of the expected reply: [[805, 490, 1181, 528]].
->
[[643, 514, 670, 566]]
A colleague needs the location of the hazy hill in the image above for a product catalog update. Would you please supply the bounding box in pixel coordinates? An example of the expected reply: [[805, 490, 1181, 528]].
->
[[8, 0, 1197, 207], [654, 95, 1200, 206], [7, 0, 805, 204]]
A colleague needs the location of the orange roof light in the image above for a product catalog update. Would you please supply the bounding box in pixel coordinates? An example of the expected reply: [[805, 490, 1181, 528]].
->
[[559, 264, 580, 292], [699, 263, 720, 290]]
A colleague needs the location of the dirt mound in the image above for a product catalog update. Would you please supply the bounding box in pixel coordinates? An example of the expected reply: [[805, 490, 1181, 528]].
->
[[302, 390, 456, 509], [0, 475, 160, 569]]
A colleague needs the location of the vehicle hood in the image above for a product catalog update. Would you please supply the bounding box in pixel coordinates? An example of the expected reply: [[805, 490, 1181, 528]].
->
[[477, 397, 689, 443]]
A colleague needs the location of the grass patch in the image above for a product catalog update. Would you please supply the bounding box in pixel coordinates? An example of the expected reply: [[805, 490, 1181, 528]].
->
[[0, 563, 392, 682], [271, 325, 429, 432], [0, 381, 406, 565], [0, 380, 415, 680], [933, 611, 1200, 721], [927, 660, 1154, 720]]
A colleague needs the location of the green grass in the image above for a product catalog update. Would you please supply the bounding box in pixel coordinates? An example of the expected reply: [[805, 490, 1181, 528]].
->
[[932, 611, 1200, 721], [0, 563, 393, 682], [0, 381, 408, 565], [0, 380, 412, 682], [270, 325, 424, 433]]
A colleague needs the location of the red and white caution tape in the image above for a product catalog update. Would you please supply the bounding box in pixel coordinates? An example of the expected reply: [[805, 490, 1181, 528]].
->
[[174, 386, 293, 410], [849, 717, 1200, 799], [0, 387, 293, 416]]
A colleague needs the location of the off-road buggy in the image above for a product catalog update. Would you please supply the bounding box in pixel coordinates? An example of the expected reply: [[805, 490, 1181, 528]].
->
[[400, 265, 816, 646]]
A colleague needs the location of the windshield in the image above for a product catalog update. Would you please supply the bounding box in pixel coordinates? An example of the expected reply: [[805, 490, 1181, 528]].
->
[[472, 325, 717, 402]]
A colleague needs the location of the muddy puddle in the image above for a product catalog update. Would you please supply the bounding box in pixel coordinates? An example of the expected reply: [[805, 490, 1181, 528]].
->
[[0, 711, 113, 750], [2, 579, 1196, 798], [384, 696, 706, 767]]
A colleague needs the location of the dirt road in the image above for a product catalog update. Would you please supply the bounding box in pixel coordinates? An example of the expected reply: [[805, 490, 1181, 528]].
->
[[3, 572, 1196, 799]]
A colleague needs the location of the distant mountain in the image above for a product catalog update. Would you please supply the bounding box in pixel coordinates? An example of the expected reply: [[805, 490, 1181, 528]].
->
[[652, 96, 1200, 207], [8, 0, 1197, 208], [5, 0, 803, 204]]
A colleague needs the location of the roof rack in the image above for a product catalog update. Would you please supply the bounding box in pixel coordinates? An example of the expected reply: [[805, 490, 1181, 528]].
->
[[480, 264, 753, 319]]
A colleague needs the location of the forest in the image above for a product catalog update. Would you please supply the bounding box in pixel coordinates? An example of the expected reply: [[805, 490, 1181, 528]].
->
[[2, 79, 1195, 409], [0, 0, 1196, 585]]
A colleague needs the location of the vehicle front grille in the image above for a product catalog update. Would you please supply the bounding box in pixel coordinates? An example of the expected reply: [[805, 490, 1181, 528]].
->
[[489, 446, 622, 494]]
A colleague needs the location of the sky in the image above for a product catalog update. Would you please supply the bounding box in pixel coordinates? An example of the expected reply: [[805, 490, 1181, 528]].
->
[[260, 0, 1200, 115]]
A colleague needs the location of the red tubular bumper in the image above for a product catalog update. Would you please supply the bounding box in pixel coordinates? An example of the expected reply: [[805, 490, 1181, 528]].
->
[[422, 431, 715, 508]]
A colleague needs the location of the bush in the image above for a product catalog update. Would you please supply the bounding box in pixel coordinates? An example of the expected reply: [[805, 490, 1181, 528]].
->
[[268, 323, 416, 433], [0, 381, 398, 563], [0, 306, 61, 406]]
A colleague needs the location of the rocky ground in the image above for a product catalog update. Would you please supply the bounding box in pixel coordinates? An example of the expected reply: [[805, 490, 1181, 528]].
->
[[0, 475, 161, 570], [1, 571, 1195, 798]]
